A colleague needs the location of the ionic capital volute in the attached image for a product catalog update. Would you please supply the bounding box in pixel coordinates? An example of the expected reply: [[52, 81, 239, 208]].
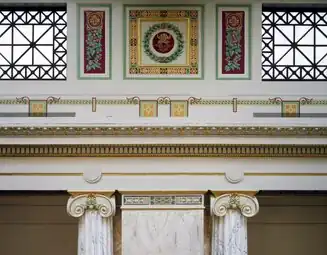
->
[[211, 193, 259, 218], [67, 193, 116, 218]]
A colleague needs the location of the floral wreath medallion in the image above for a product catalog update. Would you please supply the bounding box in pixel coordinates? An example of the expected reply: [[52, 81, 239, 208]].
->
[[143, 23, 184, 64], [126, 7, 202, 78]]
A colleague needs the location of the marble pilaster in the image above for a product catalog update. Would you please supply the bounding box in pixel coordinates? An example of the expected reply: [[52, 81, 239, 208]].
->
[[121, 193, 205, 255], [67, 193, 116, 255], [211, 193, 259, 255]]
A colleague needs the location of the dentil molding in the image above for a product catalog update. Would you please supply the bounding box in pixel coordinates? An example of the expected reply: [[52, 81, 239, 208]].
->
[[67, 193, 116, 218], [211, 193, 259, 218]]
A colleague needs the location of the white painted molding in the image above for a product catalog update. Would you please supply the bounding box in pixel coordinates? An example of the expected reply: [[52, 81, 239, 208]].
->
[[67, 194, 116, 218], [211, 193, 259, 218], [83, 169, 102, 184], [225, 169, 244, 184]]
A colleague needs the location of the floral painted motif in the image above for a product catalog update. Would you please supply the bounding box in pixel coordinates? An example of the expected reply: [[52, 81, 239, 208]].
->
[[222, 11, 245, 74], [282, 102, 300, 117], [170, 101, 188, 117], [84, 11, 105, 73], [139, 101, 158, 117], [143, 23, 184, 64], [125, 6, 203, 79]]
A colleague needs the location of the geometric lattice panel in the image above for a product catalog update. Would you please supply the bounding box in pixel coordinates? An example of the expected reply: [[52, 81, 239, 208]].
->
[[0, 4, 67, 80], [124, 5, 203, 79], [262, 5, 327, 81]]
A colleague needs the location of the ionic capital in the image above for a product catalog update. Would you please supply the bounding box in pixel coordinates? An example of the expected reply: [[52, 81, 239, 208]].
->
[[211, 193, 259, 218], [67, 193, 116, 218]]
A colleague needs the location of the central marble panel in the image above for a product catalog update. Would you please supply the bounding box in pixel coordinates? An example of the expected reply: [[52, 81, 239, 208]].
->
[[121, 194, 205, 255]]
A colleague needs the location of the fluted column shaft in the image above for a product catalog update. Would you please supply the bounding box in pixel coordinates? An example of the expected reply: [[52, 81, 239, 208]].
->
[[211, 193, 259, 255], [67, 193, 116, 255]]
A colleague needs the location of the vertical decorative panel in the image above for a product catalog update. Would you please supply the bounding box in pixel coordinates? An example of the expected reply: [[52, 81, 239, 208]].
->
[[78, 4, 111, 79], [124, 5, 204, 79], [216, 5, 251, 80]]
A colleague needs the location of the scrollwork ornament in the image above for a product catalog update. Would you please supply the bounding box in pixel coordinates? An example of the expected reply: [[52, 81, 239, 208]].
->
[[188, 97, 202, 105], [211, 193, 259, 218], [126, 96, 140, 105], [46, 96, 61, 104], [16, 96, 30, 104], [67, 193, 116, 218], [157, 97, 171, 104], [299, 97, 313, 105], [269, 97, 283, 105]]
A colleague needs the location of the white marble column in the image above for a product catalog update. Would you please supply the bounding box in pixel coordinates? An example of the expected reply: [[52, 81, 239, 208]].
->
[[121, 193, 205, 255], [211, 193, 259, 255], [67, 193, 116, 255]]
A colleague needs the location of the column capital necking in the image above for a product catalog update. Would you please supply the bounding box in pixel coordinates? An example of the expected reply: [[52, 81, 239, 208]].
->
[[67, 193, 116, 218], [211, 193, 259, 218]]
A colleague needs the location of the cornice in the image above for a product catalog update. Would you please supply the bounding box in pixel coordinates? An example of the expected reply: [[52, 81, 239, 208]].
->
[[0, 125, 327, 137], [1, 144, 327, 157]]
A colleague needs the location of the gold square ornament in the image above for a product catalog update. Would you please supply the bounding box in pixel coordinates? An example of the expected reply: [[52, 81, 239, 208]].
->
[[170, 100, 188, 117], [29, 100, 47, 117], [139, 100, 158, 117], [124, 5, 203, 79], [282, 101, 300, 117]]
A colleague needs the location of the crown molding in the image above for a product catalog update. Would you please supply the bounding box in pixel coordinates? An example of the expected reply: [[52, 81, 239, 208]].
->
[[0, 143, 327, 157], [0, 125, 326, 137]]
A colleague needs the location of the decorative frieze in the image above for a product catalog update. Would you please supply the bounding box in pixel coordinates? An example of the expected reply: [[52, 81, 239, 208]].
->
[[1, 144, 327, 157], [122, 194, 204, 209], [0, 125, 326, 137]]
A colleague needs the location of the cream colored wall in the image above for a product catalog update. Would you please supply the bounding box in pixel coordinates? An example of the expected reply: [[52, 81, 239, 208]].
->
[[0, 0, 326, 127], [0, 193, 327, 255]]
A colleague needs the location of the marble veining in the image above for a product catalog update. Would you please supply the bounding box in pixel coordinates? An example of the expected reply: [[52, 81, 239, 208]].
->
[[122, 210, 204, 255], [78, 210, 113, 255], [212, 210, 247, 255]]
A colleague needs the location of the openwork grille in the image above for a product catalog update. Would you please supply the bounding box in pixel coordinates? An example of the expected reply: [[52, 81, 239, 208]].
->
[[0, 4, 67, 80], [262, 5, 327, 81]]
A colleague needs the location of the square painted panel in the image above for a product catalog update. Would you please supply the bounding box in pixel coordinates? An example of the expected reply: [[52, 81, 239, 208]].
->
[[29, 100, 47, 117], [282, 101, 300, 117], [124, 5, 203, 79], [139, 100, 158, 117], [170, 100, 189, 117]]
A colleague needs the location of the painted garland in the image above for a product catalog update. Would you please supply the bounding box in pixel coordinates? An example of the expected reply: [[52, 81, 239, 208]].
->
[[143, 23, 184, 64]]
